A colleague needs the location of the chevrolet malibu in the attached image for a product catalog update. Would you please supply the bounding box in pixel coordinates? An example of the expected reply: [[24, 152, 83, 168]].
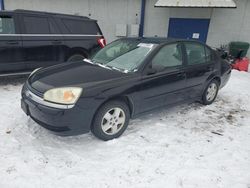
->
[[21, 38, 231, 140]]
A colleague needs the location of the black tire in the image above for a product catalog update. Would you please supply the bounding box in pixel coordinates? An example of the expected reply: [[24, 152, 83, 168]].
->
[[91, 100, 130, 141], [201, 79, 219, 105], [67, 54, 85, 62]]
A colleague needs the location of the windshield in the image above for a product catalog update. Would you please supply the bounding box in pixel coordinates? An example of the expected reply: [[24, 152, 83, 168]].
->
[[91, 39, 157, 73]]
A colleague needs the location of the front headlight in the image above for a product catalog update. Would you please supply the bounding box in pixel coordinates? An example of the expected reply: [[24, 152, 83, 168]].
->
[[44, 87, 82, 105]]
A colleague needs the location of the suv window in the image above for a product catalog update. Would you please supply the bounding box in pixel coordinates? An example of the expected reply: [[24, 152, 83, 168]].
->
[[23, 16, 50, 34], [62, 19, 99, 34], [0, 16, 15, 34], [185, 43, 207, 65], [152, 43, 183, 71]]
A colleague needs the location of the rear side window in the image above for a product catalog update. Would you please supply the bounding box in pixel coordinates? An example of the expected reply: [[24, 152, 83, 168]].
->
[[185, 43, 207, 65], [0, 16, 15, 34], [23, 16, 50, 34], [62, 18, 99, 34]]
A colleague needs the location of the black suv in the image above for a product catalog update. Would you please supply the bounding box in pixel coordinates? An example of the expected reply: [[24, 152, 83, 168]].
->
[[0, 9, 106, 76]]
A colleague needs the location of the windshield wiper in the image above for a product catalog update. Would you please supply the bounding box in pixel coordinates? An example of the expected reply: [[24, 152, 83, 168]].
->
[[106, 65, 129, 73], [84, 58, 112, 70], [85, 58, 128, 73], [95, 62, 112, 70], [83, 58, 94, 64]]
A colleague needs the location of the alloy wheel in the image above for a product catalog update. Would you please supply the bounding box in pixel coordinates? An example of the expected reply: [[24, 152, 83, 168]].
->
[[206, 83, 218, 102], [101, 107, 126, 135]]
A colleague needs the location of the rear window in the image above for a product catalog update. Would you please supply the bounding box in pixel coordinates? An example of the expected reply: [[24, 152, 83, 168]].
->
[[0, 16, 15, 34], [62, 18, 100, 35]]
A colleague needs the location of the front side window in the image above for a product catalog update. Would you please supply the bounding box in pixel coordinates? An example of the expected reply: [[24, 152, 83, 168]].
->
[[152, 43, 183, 71], [0, 16, 15, 34], [91, 40, 157, 72], [185, 43, 207, 65], [23, 16, 50, 34]]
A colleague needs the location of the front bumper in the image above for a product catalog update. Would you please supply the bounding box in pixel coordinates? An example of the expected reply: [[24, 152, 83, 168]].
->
[[21, 84, 96, 136]]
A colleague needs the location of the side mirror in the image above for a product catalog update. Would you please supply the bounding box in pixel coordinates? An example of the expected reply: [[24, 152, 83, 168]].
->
[[146, 67, 157, 75]]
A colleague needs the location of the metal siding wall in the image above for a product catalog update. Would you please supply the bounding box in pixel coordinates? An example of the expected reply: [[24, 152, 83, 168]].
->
[[144, 0, 170, 37], [207, 0, 250, 57], [4, 0, 141, 43]]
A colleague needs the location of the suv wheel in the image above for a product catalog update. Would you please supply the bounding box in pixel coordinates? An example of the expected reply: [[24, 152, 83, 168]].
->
[[91, 100, 130, 141], [201, 79, 219, 105], [67, 54, 85, 62]]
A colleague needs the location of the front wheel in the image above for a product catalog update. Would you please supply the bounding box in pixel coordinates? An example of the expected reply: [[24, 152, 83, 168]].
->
[[201, 79, 219, 105], [91, 101, 130, 141]]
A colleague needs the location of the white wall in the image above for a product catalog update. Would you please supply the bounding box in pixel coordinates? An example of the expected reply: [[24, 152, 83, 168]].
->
[[143, 0, 170, 37], [207, 0, 250, 56], [4, 0, 141, 43]]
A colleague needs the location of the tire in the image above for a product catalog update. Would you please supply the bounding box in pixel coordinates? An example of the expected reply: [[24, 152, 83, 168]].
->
[[91, 100, 130, 141], [67, 54, 85, 62], [201, 79, 219, 105]]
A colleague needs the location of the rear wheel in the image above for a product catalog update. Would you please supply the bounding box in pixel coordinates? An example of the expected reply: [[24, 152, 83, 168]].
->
[[91, 100, 130, 141], [201, 79, 219, 105], [67, 54, 85, 62]]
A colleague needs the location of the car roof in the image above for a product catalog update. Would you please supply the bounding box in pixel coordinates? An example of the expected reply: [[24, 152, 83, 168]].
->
[[122, 37, 205, 45], [0, 9, 95, 21]]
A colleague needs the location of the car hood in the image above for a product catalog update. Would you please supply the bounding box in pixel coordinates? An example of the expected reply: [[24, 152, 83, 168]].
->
[[29, 61, 128, 93]]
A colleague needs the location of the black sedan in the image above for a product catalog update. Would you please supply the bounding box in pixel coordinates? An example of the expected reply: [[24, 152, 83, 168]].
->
[[21, 38, 231, 140]]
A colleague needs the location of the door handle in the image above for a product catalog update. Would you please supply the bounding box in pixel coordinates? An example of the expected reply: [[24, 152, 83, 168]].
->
[[6, 41, 19, 45], [51, 40, 62, 45]]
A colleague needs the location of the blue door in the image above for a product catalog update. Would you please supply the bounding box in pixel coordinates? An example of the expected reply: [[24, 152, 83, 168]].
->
[[168, 18, 210, 43]]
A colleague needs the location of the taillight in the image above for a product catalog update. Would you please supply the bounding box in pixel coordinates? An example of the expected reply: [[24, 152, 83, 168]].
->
[[97, 37, 106, 48]]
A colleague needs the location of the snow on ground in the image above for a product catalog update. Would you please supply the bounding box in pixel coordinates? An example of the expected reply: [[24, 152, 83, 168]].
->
[[0, 70, 250, 188]]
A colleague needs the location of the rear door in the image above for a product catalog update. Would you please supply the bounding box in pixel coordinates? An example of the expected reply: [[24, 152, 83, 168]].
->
[[0, 13, 24, 73], [20, 13, 64, 70], [183, 42, 215, 99], [139, 42, 187, 113]]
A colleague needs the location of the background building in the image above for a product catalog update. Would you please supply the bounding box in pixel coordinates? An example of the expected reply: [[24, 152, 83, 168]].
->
[[2, 0, 250, 56]]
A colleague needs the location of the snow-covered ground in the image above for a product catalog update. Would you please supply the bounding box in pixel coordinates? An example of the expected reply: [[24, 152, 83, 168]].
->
[[0, 70, 250, 188]]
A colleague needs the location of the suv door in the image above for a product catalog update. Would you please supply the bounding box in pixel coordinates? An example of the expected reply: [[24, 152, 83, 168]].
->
[[0, 13, 24, 73], [56, 17, 103, 60], [20, 14, 64, 70], [139, 42, 186, 113], [183, 42, 215, 99]]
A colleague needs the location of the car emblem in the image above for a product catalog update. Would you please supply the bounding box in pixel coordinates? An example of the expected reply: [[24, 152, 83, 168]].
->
[[26, 91, 32, 99]]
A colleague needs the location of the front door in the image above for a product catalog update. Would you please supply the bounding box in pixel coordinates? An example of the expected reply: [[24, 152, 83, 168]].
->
[[0, 13, 24, 73], [139, 42, 186, 113], [168, 18, 210, 43]]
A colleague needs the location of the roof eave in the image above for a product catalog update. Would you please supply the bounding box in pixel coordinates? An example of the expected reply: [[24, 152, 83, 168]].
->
[[154, 5, 237, 8]]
